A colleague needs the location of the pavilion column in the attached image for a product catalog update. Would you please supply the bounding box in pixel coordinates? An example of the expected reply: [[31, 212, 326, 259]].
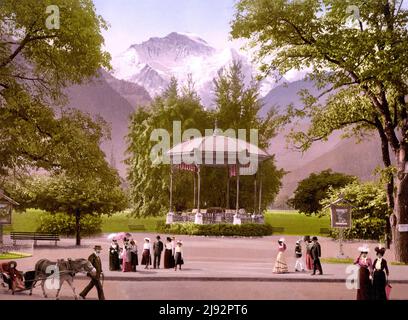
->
[[236, 165, 240, 214], [193, 171, 196, 209], [226, 166, 230, 209], [254, 173, 257, 215], [169, 165, 173, 211], [258, 174, 263, 215], [197, 166, 201, 212]]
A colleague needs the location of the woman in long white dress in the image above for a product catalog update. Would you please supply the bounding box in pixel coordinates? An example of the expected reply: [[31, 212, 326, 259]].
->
[[273, 238, 289, 273]]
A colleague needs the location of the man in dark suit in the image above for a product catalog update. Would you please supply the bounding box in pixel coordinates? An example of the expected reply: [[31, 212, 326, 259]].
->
[[80, 245, 105, 300], [153, 235, 164, 269], [310, 236, 323, 275]]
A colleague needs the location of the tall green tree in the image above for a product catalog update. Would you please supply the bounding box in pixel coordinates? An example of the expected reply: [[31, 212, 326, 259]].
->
[[0, 0, 110, 177], [213, 60, 284, 212], [231, 0, 408, 262], [7, 171, 127, 246], [288, 169, 357, 215], [127, 79, 213, 216]]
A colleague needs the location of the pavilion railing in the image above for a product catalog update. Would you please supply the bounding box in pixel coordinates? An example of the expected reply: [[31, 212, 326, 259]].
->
[[170, 212, 264, 224]]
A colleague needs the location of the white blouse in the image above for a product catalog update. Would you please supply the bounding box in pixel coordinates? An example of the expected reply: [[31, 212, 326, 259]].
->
[[143, 243, 152, 251], [375, 258, 382, 270], [165, 243, 172, 250]]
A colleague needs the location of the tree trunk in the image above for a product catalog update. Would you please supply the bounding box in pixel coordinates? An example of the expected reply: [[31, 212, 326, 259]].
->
[[393, 146, 408, 263], [75, 208, 81, 246], [378, 126, 394, 249]]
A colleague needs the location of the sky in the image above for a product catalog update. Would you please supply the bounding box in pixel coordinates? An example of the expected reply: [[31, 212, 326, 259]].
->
[[94, 0, 240, 57]]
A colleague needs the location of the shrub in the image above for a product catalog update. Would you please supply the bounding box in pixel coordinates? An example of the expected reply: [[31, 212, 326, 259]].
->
[[323, 181, 391, 241], [329, 217, 386, 241], [37, 212, 103, 237], [156, 222, 273, 237]]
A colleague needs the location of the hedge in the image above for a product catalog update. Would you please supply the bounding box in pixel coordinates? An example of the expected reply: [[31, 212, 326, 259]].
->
[[37, 212, 103, 237], [156, 222, 273, 237], [329, 217, 386, 241]]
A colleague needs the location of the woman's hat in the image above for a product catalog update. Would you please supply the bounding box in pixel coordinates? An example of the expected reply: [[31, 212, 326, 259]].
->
[[358, 245, 370, 253], [177, 240, 183, 244], [144, 237, 150, 241], [278, 238, 285, 242], [375, 246, 386, 255]]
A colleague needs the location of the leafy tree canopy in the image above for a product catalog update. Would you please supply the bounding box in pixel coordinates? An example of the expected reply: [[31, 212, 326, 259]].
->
[[288, 169, 356, 215]]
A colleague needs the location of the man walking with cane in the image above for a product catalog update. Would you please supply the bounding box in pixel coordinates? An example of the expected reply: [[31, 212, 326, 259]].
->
[[311, 236, 323, 275], [80, 245, 105, 300]]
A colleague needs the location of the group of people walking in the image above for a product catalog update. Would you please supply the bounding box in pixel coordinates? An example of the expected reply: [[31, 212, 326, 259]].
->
[[109, 235, 184, 272], [273, 236, 323, 275], [354, 246, 390, 300]]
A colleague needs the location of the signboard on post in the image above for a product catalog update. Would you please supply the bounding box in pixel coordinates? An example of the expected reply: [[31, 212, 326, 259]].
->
[[0, 192, 19, 246], [0, 203, 12, 225], [330, 205, 352, 228], [398, 224, 408, 232]]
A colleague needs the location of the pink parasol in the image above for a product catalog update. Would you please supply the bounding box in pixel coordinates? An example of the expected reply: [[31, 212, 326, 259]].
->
[[113, 232, 132, 241]]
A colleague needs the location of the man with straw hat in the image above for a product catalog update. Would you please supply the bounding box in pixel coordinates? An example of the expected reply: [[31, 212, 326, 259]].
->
[[80, 245, 105, 300]]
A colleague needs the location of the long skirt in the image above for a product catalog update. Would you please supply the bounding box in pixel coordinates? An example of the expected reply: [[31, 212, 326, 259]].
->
[[273, 252, 288, 273], [131, 252, 139, 271], [357, 267, 372, 300], [305, 253, 313, 271], [174, 252, 184, 266], [122, 252, 132, 272], [164, 249, 175, 268], [141, 249, 152, 265], [109, 252, 120, 271], [372, 270, 387, 300]]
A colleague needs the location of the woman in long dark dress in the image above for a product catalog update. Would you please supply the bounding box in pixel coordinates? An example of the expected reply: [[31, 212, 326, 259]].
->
[[130, 240, 139, 272], [141, 238, 152, 269], [372, 246, 389, 300], [354, 246, 373, 300], [164, 237, 174, 269], [109, 239, 121, 271]]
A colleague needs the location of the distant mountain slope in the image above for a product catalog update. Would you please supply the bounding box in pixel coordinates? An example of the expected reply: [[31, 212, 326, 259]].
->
[[273, 135, 384, 208], [65, 70, 151, 177], [262, 79, 385, 208]]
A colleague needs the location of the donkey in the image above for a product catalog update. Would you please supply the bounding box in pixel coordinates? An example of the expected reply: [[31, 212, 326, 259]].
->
[[31, 258, 96, 300]]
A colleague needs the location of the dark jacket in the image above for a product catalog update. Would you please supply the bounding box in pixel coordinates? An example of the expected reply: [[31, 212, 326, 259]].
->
[[310, 242, 321, 260], [295, 244, 302, 258], [88, 253, 103, 279], [373, 258, 389, 276], [153, 240, 164, 254]]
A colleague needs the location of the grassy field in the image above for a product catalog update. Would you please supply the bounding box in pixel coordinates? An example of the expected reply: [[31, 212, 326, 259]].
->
[[265, 210, 330, 236], [3, 209, 330, 236], [0, 252, 32, 260]]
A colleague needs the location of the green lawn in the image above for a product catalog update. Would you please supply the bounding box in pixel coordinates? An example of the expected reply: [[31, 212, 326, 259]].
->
[[3, 209, 329, 236], [264, 210, 330, 236], [0, 252, 32, 260], [3, 209, 165, 234]]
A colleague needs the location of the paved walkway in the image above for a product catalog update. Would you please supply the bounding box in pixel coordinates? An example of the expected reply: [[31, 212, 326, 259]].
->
[[2, 234, 408, 283]]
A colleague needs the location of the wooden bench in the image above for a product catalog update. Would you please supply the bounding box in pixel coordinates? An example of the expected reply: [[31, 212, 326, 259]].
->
[[271, 226, 285, 233], [320, 227, 331, 235], [128, 224, 146, 231], [10, 232, 60, 246]]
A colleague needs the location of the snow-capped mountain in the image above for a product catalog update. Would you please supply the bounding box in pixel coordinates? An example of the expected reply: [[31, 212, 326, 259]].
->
[[112, 32, 281, 107]]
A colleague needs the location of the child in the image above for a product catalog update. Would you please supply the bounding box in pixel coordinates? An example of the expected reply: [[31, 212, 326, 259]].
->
[[174, 240, 184, 271], [294, 240, 304, 272]]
